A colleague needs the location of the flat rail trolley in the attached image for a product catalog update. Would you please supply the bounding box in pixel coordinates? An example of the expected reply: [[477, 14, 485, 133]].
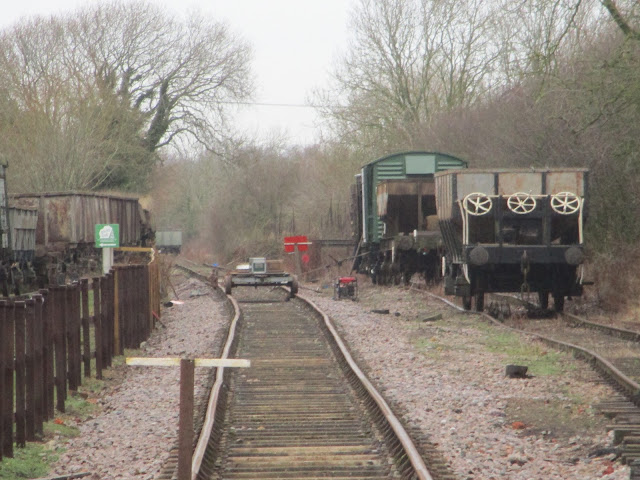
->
[[224, 257, 299, 298]]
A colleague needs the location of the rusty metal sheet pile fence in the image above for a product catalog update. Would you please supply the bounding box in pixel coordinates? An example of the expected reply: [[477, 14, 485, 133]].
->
[[0, 262, 160, 461]]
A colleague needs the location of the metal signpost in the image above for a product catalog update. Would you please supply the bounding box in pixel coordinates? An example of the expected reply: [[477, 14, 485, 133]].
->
[[95, 224, 120, 274]]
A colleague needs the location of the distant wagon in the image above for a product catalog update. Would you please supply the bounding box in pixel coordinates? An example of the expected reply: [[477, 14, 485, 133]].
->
[[155, 231, 183, 254], [352, 151, 467, 284], [435, 168, 588, 311]]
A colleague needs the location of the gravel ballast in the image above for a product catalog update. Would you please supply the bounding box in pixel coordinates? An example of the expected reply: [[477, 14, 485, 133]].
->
[[49, 272, 628, 479], [50, 276, 229, 480], [302, 280, 629, 480]]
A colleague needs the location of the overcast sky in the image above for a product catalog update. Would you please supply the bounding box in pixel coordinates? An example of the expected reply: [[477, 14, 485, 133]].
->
[[1, 0, 353, 146]]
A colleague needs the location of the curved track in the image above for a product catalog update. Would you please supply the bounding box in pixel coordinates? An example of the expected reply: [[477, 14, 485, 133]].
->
[[173, 260, 441, 480]]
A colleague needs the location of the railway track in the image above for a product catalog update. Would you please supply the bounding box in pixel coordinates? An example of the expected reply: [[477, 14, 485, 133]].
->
[[170, 260, 447, 480], [456, 292, 640, 477]]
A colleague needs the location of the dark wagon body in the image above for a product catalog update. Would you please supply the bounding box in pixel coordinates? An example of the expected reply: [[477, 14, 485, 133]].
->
[[353, 151, 467, 284], [435, 168, 588, 311]]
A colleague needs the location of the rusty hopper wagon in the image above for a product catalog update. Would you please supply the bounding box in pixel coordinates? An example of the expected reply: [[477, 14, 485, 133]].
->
[[224, 257, 299, 298], [10, 191, 153, 284], [435, 168, 588, 312]]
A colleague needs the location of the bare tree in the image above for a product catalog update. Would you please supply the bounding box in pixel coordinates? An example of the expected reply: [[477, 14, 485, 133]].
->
[[0, 0, 253, 192], [318, 0, 504, 149], [69, 2, 253, 153], [0, 16, 146, 191], [600, 0, 640, 39], [492, 0, 604, 89]]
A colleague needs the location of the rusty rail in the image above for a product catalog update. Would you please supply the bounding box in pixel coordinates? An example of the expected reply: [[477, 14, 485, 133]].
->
[[184, 285, 435, 480]]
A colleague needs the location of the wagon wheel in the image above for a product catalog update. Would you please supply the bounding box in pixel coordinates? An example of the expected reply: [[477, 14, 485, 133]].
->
[[224, 275, 233, 295], [463, 193, 492, 216], [507, 192, 536, 214], [289, 276, 299, 298], [550, 192, 581, 215], [538, 291, 549, 310], [475, 292, 485, 312], [462, 295, 472, 310]]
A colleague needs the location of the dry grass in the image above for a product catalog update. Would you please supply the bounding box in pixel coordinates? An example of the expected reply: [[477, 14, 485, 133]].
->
[[588, 246, 640, 313], [155, 254, 174, 300]]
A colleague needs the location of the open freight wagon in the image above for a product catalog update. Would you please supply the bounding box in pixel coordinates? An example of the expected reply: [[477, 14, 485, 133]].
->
[[353, 151, 467, 284], [10, 192, 153, 286], [435, 168, 588, 311]]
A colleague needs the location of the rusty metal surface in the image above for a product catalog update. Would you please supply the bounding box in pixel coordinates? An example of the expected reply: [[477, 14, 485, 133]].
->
[[545, 171, 586, 196], [435, 169, 588, 218], [10, 192, 143, 251], [454, 172, 495, 199], [195, 287, 433, 479], [8, 207, 37, 253], [377, 180, 435, 218], [497, 172, 543, 195]]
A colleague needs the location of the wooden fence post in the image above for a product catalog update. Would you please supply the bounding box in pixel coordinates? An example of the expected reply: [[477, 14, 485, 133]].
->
[[40, 289, 54, 421], [1, 301, 13, 458], [125, 357, 250, 480], [128, 266, 135, 347], [0, 301, 5, 460], [73, 284, 82, 388], [66, 285, 78, 391], [105, 273, 114, 367], [81, 279, 90, 378], [0, 303, 2, 462], [52, 286, 67, 413], [15, 301, 26, 448], [101, 274, 109, 367], [33, 294, 44, 437], [133, 266, 141, 346], [133, 267, 139, 346], [146, 263, 153, 333], [93, 278, 103, 380], [142, 265, 150, 340], [113, 268, 121, 356], [123, 266, 129, 348], [178, 359, 194, 480], [25, 299, 36, 441]]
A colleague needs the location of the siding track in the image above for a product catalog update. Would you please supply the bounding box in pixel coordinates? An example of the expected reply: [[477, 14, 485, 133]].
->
[[447, 291, 640, 478]]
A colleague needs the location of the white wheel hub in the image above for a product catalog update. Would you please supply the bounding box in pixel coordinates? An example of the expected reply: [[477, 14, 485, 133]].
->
[[550, 192, 581, 215], [463, 193, 492, 216], [507, 192, 536, 214]]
